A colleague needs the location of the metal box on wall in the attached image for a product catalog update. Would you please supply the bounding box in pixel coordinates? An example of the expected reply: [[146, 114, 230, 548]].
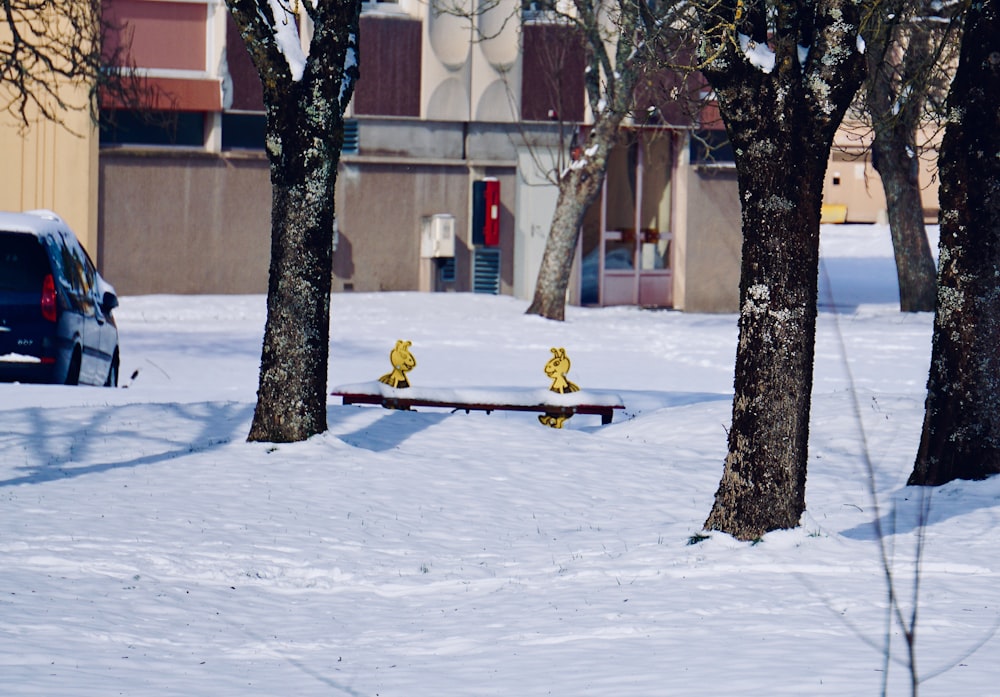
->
[[420, 214, 456, 258]]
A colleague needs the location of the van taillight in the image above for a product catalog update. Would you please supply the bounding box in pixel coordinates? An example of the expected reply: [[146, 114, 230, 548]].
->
[[41, 274, 57, 322]]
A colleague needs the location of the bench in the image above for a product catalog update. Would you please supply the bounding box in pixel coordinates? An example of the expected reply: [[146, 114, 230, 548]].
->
[[331, 383, 625, 425], [332, 342, 624, 427]]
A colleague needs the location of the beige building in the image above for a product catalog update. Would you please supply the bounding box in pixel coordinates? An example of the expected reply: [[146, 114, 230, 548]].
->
[[823, 126, 941, 224], [92, 0, 746, 311], [2, 0, 934, 313]]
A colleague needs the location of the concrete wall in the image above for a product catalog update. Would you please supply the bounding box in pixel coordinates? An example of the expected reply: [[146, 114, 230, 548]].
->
[[98, 151, 271, 295], [334, 160, 516, 294], [673, 154, 742, 313], [98, 126, 520, 298], [334, 160, 471, 292]]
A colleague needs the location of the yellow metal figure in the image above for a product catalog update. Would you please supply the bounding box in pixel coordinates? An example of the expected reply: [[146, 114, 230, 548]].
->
[[378, 340, 416, 388], [544, 347, 579, 394], [541, 347, 579, 428]]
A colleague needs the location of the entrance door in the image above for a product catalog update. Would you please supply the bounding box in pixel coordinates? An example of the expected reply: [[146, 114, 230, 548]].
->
[[590, 134, 673, 308], [598, 227, 672, 306]]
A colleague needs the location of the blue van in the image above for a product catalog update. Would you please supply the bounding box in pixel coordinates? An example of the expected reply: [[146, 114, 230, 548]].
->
[[0, 211, 120, 386]]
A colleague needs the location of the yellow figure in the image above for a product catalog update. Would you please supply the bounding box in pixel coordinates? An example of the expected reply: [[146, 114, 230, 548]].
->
[[538, 414, 571, 429], [544, 347, 580, 394], [540, 347, 579, 428], [378, 340, 416, 388]]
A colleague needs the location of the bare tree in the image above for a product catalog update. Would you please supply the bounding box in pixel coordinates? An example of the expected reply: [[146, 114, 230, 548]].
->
[[697, 0, 867, 540], [909, 0, 1000, 485], [523, 0, 676, 321], [1, 0, 138, 126], [859, 0, 959, 312], [226, 0, 360, 443]]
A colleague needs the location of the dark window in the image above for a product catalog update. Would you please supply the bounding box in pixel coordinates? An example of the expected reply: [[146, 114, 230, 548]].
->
[[689, 129, 735, 164], [0, 233, 49, 292], [522, 0, 556, 17], [353, 15, 421, 117], [222, 112, 266, 150], [100, 110, 206, 147], [521, 23, 585, 122]]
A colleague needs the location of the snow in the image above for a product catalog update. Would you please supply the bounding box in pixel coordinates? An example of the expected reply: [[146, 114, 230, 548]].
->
[[739, 33, 776, 73], [798, 43, 810, 66], [0, 353, 42, 363], [4, 224, 1000, 696], [339, 40, 358, 105], [268, 0, 306, 81]]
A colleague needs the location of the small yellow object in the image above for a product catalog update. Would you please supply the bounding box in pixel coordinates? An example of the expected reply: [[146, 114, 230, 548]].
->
[[544, 347, 580, 394], [378, 340, 416, 388], [540, 347, 579, 428], [538, 414, 571, 429], [821, 203, 848, 224]]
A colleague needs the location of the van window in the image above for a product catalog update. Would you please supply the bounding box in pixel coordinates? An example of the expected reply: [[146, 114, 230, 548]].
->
[[0, 232, 50, 293]]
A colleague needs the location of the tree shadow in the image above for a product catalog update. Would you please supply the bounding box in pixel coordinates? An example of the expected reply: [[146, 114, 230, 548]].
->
[[839, 477, 1000, 540], [0, 401, 253, 487], [329, 405, 452, 452]]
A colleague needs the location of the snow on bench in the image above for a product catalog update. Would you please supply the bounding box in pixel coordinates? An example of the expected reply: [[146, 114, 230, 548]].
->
[[331, 382, 625, 425]]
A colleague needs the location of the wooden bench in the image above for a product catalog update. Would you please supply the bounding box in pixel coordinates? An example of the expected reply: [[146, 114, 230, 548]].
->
[[331, 383, 625, 425]]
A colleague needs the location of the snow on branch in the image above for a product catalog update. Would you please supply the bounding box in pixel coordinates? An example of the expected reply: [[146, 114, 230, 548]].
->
[[738, 33, 775, 73], [267, 0, 308, 81]]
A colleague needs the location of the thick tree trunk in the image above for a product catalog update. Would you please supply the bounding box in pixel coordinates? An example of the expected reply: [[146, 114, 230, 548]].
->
[[909, 0, 1000, 485], [226, 0, 359, 443], [248, 104, 340, 442], [704, 135, 828, 539], [699, 2, 866, 540], [248, 161, 336, 440]]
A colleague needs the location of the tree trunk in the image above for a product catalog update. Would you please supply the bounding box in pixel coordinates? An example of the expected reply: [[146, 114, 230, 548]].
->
[[526, 121, 621, 321], [248, 101, 340, 442], [699, 3, 866, 540], [866, 23, 937, 313], [226, 0, 360, 443], [874, 129, 937, 313], [909, 0, 1000, 485], [525, 188, 591, 321], [703, 131, 828, 539]]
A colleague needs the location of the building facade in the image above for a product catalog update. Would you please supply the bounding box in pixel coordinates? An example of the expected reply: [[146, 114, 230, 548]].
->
[[91, 0, 750, 310], [5, 1, 931, 313]]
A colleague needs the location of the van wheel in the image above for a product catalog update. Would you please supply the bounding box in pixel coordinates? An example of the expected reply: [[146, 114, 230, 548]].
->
[[105, 352, 120, 387], [65, 349, 81, 386]]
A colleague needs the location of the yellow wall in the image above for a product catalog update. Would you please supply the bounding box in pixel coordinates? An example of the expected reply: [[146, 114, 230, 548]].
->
[[0, 105, 99, 260]]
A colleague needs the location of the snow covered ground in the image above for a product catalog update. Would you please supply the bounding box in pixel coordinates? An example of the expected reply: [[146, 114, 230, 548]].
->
[[2, 225, 998, 696]]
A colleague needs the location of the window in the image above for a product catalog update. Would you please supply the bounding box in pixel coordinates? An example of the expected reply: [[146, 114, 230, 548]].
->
[[100, 110, 206, 147], [353, 15, 421, 117], [222, 113, 266, 150], [689, 129, 735, 164], [522, 0, 557, 18]]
